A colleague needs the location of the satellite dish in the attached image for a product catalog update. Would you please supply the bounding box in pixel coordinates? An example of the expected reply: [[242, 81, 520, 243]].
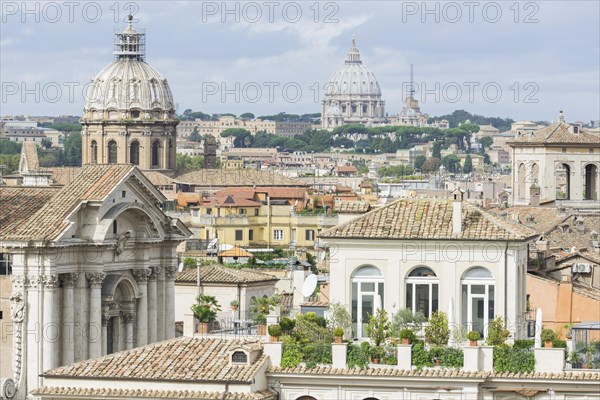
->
[[301, 274, 318, 297]]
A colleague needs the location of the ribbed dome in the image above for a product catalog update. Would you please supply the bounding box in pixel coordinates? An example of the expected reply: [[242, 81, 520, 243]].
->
[[324, 39, 382, 97], [85, 60, 175, 112]]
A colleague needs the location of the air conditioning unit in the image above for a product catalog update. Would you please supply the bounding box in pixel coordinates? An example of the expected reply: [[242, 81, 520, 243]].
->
[[572, 263, 591, 274]]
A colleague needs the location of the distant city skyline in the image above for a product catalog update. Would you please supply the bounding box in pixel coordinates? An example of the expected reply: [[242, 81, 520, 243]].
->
[[1, 1, 599, 122]]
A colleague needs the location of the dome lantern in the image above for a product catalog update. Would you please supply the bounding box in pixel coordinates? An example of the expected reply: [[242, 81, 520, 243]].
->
[[346, 36, 362, 64], [113, 15, 146, 61]]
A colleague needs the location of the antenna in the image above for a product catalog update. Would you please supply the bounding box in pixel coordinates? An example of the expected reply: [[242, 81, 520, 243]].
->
[[301, 274, 318, 297], [409, 64, 415, 97]]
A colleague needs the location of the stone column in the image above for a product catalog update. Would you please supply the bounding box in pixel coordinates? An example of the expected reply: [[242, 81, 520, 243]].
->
[[86, 272, 106, 359], [101, 314, 110, 356], [123, 312, 135, 350], [42, 274, 59, 370], [164, 266, 177, 340], [147, 267, 158, 343], [133, 268, 150, 347], [156, 267, 165, 341], [60, 273, 78, 366]]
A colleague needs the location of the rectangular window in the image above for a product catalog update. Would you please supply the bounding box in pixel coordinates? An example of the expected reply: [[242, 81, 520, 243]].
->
[[273, 230, 284, 240], [239, 209, 246, 215], [235, 230, 243, 241], [249, 230, 254, 241], [305, 229, 315, 241], [254, 208, 259, 216], [0, 253, 12, 275], [206, 208, 212, 215]]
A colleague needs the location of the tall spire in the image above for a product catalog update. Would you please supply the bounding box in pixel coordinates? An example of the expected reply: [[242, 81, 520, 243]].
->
[[409, 64, 415, 97], [346, 36, 361, 64], [113, 15, 146, 61]]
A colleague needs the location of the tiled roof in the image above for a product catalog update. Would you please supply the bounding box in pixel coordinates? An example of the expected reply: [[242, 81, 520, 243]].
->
[[143, 170, 181, 186], [336, 165, 358, 173], [214, 187, 306, 200], [268, 365, 600, 381], [544, 214, 600, 263], [3, 164, 135, 241], [32, 387, 276, 399], [487, 206, 569, 235], [219, 246, 253, 258], [207, 195, 262, 207], [320, 198, 537, 241], [176, 169, 307, 188], [0, 186, 60, 239], [334, 200, 371, 213], [47, 166, 82, 186], [43, 337, 267, 383], [19, 141, 39, 172], [176, 265, 278, 284], [508, 122, 600, 146]]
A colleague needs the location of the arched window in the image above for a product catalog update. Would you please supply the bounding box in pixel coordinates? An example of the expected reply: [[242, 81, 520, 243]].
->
[[555, 163, 570, 200], [130, 141, 140, 165], [584, 164, 598, 201], [518, 163, 526, 199], [351, 265, 384, 338], [231, 351, 248, 364], [91, 140, 98, 164], [151, 140, 160, 168], [461, 267, 494, 338], [107, 140, 118, 164], [405, 267, 438, 318]]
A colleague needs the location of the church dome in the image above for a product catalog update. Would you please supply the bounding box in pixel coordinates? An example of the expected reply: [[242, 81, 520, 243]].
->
[[84, 19, 175, 119], [324, 39, 382, 97]]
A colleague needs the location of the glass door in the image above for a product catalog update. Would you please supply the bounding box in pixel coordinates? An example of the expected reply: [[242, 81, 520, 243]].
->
[[358, 293, 374, 338]]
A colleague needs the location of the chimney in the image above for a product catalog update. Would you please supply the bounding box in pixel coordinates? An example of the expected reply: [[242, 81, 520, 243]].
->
[[575, 216, 585, 234], [451, 188, 464, 235], [558, 110, 565, 123]]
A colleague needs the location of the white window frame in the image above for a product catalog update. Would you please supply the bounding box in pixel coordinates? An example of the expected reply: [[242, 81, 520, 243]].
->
[[273, 229, 284, 241]]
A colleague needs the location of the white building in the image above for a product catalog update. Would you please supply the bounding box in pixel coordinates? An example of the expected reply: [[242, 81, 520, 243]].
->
[[508, 112, 600, 207], [321, 39, 386, 129], [320, 191, 536, 339]]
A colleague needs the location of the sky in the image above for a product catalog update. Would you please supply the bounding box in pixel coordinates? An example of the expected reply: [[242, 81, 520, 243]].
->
[[1, 1, 599, 123]]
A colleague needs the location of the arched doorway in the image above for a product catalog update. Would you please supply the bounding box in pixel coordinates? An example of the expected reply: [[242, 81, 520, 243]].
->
[[405, 266, 439, 318], [584, 164, 598, 201], [296, 396, 317, 400], [130, 141, 140, 165], [107, 140, 118, 164], [351, 265, 384, 338], [555, 163, 570, 200], [104, 277, 137, 354], [461, 267, 494, 338]]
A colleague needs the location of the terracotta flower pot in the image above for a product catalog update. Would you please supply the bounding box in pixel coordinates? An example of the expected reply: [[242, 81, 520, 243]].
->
[[545, 340, 553, 348], [270, 335, 279, 342], [372, 358, 380, 364], [198, 322, 208, 334], [470, 340, 478, 347], [258, 324, 267, 336], [231, 306, 238, 311], [434, 358, 441, 366], [334, 336, 342, 344], [390, 338, 398, 345], [401, 338, 410, 345]]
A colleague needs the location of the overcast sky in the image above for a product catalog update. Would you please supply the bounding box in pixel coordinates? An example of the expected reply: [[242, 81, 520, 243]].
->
[[1, 1, 599, 123]]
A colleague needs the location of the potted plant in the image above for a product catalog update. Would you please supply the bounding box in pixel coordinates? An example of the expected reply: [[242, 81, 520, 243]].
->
[[230, 299, 239, 311], [366, 309, 390, 347], [370, 345, 384, 364], [333, 327, 344, 344], [568, 351, 580, 369], [541, 328, 556, 348], [190, 295, 221, 334], [268, 324, 282, 342], [279, 316, 296, 335], [467, 330, 481, 347], [583, 344, 595, 369], [251, 296, 279, 336], [399, 328, 415, 345], [424, 311, 450, 346], [564, 322, 574, 339]]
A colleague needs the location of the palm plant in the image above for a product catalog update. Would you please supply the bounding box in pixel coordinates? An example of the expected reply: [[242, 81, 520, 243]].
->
[[191, 295, 221, 323]]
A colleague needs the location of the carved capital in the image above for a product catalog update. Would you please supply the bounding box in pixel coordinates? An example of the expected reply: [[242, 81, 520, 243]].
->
[[86, 272, 106, 288], [25, 275, 40, 289], [10, 275, 25, 291], [132, 268, 151, 283], [60, 273, 78, 288], [164, 265, 177, 280], [42, 274, 59, 289], [101, 315, 111, 327], [122, 312, 135, 324], [149, 266, 161, 280]]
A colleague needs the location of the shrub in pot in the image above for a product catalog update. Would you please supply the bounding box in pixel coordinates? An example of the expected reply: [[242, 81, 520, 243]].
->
[[333, 327, 344, 343], [399, 328, 416, 345], [190, 295, 221, 334], [230, 299, 239, 311], [268, 324, 282, 342], [424, 311, 450, 346], [467, 330, 481, 346], [541, 328, 556, 348], [370, 345, 384, 364]]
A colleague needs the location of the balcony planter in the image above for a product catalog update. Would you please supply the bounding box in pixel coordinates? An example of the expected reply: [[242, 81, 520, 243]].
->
[[541, 329, 555, 349], [257, 324, 267, 336], [399, 329, 416, 345], [268, 324, 282, 342], [197, 322, 208, 334]]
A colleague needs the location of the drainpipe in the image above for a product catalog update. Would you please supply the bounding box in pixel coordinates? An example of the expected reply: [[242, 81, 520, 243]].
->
[[237, 283, 242, 320], [221, 382, 229, 400], [504, 241, 508, 330]]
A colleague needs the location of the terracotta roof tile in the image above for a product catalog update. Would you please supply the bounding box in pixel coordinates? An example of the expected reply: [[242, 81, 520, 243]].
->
[[334, 200, 371, 213], [176, 266, 277, 284], [177, 169, 307, 188], [32, 387, 276, 399], [219, 246, 253, 258], [320, 198, 537, 241], [0, 186, 60, 239], [43, 337, 267, 383], [508, 122, 600, 146]]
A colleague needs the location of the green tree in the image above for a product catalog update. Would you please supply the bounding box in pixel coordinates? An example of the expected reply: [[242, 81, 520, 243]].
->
[[240, 112, 255, 120], [63, 132, 82, 166], [40, 138, 53, 149], [413, 155, 427, 171], [220, 128, 253, 148], [432, 141, 442, 158], [422, 157, 442, 173], [479, 136, 493, 149], [424, 311, 450, 346], [0, 140, 21, 155], [191, 295, 221, 323], [442, 154, 461, 173], [366, 308, 390, 346], [463, 154, 473, 173], [176, 154, 203, 172], [0, 154, 20, 173], [189, 127, 201, 142]]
